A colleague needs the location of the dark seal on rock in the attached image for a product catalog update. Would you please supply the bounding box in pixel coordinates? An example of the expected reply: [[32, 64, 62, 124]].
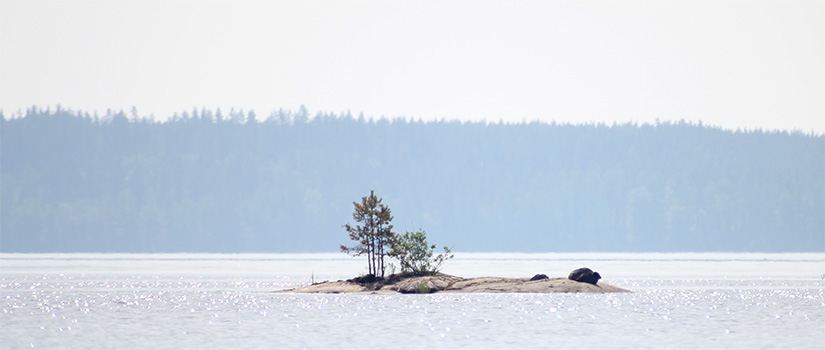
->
[[529, 274, 549, 281], [568, 268, 601, 285]]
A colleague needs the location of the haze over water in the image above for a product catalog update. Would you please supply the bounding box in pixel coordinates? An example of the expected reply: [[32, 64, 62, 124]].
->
[[2, 1, 824, 348]]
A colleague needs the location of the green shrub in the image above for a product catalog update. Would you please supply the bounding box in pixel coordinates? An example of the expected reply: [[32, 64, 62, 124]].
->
[[391, 230, 453, 276], [414, 282, 432, 294]]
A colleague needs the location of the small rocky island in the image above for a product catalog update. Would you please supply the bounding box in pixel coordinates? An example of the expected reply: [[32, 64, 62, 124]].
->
[[276, 268, 630, 294], [289, 192, 630, 294]]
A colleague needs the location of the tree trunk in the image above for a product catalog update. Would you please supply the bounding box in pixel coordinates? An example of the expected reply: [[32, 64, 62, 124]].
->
[[378, 242, 384, 277]]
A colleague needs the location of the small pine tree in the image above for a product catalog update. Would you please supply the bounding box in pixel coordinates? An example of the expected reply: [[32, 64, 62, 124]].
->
[[341, 190, 396, 278]]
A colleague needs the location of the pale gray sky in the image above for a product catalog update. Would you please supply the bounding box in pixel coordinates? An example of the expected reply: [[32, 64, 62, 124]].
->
[[1, 0, 823, 133]]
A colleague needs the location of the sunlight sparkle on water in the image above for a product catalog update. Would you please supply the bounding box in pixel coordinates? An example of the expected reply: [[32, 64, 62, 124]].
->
[[1, 253, 823, 349]]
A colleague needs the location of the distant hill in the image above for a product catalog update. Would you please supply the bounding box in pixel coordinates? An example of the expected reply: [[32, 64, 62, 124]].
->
[[2, 107, 823, 252]]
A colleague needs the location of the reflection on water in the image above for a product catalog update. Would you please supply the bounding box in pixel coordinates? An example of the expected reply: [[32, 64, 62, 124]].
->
[[1, 253, 824, 349]]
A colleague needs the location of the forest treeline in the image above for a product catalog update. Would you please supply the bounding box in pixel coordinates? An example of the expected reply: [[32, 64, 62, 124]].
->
[[1, 107, 823, 252]]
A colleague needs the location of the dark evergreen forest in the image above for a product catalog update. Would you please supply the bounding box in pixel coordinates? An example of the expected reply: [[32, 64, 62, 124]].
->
[[1, 107, 823, 253]]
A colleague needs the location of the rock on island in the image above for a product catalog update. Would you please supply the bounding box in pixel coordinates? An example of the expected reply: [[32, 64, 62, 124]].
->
[[276, 272, 630, 294]]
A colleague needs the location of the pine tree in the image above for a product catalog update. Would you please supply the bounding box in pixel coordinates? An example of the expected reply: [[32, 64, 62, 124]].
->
[[341, 190, 396, 277]]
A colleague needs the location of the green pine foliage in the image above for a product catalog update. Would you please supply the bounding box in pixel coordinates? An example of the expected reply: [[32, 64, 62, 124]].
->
[[341, 190, 395, 277]]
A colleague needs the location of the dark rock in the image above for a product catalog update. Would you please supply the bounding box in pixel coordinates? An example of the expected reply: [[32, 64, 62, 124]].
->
[[349, 274, 379, 284], [529, 274, 549, 281], [568, 268, 601, 285]]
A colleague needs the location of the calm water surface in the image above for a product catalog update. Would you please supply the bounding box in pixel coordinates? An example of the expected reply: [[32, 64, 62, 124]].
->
[[1, 253, 824, 349]]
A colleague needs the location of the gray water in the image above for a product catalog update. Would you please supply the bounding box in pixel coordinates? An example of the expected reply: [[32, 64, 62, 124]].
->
[[1, 253, 824, 349]]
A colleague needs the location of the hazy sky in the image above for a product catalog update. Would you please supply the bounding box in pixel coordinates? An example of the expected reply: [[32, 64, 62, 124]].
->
[[1, 0, 823, 133]]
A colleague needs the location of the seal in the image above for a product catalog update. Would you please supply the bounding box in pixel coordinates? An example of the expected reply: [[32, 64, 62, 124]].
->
[[568, 267, 601, 285], [529, 274, 549, 281]]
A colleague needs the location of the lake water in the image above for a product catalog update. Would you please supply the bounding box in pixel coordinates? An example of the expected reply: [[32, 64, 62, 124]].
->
[[1, 253, 824, 349]]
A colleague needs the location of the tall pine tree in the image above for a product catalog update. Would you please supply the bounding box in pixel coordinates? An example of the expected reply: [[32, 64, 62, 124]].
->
[[341, 190, 396, 277]]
